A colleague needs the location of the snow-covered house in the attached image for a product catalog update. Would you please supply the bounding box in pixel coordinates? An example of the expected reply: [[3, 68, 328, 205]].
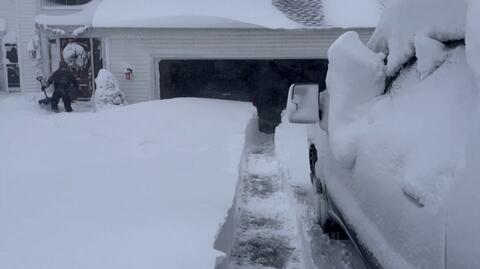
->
[[0, 0, 95, 94], [10, 0, 381, 103]]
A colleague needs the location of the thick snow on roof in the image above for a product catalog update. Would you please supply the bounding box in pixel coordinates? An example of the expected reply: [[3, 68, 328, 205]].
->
[[92, 0, 302, 29], [323, 0, 381, 27], [36, 0, 381, 29], [35, 0, 100, 26]]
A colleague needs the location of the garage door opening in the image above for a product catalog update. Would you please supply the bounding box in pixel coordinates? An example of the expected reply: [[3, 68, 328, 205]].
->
[[159, 59, 328, 104]]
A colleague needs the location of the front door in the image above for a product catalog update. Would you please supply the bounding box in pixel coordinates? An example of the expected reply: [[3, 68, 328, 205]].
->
[[49, 38, 102, 100]]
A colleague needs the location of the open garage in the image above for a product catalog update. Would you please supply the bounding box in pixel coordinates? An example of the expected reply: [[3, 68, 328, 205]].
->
[[158, 59, 328, 103]]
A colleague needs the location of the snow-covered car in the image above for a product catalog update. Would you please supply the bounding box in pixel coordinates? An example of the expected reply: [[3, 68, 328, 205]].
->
[[286, 0, 480, 268]]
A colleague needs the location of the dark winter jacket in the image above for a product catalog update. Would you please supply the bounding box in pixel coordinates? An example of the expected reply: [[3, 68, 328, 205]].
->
[[46, 67, 78, 93]]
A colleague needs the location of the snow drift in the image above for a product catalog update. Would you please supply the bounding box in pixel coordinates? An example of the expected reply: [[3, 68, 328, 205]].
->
[[0, 97, 254, 269]]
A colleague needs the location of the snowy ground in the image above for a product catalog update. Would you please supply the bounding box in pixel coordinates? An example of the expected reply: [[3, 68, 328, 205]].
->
[[0, 95, 254, 269]]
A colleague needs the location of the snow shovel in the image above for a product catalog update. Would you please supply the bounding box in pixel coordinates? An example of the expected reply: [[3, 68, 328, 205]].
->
[[37, 76, 52, 105]]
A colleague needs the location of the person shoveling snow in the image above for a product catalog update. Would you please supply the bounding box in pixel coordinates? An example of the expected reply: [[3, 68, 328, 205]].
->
[[42, 61, 78, 113]]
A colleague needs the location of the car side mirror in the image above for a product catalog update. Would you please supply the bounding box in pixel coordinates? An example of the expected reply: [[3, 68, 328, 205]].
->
[[287, 83, 320, 124]]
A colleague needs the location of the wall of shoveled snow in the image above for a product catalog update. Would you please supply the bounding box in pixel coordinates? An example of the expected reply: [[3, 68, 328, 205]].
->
[[0, 97, 254, 269]]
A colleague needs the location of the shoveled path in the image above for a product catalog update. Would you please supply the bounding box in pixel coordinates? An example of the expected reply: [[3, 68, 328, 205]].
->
[[221, 117, 308, 269], [215, 116, 367, 269]]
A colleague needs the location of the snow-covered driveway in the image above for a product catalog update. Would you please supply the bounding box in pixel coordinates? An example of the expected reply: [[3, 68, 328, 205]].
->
[[0, 96, 254, 269]]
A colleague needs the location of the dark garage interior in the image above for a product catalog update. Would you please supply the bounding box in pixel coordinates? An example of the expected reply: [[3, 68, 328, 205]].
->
[[159, 59, 328, 104]]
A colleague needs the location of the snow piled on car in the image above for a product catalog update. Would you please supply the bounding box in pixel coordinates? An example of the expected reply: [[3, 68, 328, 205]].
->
[[325, 0, 480, 268], [368, 0, 468, 75], [0, 96, 254, 269]]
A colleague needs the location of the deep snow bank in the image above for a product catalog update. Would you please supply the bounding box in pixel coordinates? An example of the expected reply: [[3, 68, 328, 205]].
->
[[0, 96, 254, 269]]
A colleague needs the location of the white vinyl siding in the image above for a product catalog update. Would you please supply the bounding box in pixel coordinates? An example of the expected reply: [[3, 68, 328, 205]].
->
[[15, 0, 39, 92], [102, 28, 373, 103], [0, 0, 17, 92]]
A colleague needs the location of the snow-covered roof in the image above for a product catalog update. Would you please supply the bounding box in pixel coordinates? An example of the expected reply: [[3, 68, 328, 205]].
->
[[323, 0, 381, 28], [35, 0, 381, 30], [35, 0, 100, 26], [273, 0, 324, 27], [91, 0, 302, 29]]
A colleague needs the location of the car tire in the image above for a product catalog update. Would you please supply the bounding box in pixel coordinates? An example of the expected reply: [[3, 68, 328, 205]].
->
[[313, 181, 330, 227]]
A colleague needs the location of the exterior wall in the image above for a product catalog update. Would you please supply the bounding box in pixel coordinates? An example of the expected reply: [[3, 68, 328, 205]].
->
[[0, 0, 18, 92], [15, 0, 39, 92], [101, 28, 374, 103], [0, 0, 89, 93], [0, 0, 17, 34]]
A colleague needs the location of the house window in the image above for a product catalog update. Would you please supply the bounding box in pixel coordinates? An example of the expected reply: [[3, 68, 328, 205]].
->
[[42, 0, 92, 8], [4, 44, 20, 90]]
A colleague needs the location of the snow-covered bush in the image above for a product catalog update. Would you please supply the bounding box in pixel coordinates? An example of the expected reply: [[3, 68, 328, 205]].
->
[[62, 42, 89, 71], [94, 69, 127, 108]]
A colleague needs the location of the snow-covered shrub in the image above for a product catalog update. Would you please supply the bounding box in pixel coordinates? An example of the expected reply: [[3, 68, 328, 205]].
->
[[62, 42, 89, 71], [94, 69, 127, 108]]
